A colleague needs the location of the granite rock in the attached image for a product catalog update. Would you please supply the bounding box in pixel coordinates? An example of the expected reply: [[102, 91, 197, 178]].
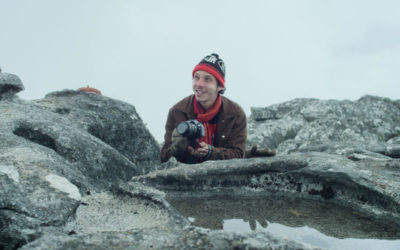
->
[[0, 72, 24, 100], [247, 96, 400, 157], [2, 72, 400, 249]]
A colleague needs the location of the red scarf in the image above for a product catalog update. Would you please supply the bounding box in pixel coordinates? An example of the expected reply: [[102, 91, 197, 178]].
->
[[193, 95, 222, 145]]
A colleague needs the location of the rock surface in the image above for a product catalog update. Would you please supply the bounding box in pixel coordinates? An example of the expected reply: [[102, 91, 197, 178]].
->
[[0, 72, 24, 101], [247, 96, 400, 157], [1, 72, 400, 249], [21, 227, 312, 250], [34, 90, 161, 171], [133, 153, 400, 226], [0, 73, 163, 249]]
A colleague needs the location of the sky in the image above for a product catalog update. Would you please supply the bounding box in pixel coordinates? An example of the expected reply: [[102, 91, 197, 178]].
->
[[1, 0, 399, 143]]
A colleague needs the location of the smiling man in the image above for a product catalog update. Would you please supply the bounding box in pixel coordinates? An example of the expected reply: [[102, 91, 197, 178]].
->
[[160, 53, 247, 164]]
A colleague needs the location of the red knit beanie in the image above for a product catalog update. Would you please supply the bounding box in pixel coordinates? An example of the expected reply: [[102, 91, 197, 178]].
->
[[192, 53, 225, 88]]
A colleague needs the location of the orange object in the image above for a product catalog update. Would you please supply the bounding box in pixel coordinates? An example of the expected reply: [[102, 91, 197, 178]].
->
[[78, 85, 102, 95]]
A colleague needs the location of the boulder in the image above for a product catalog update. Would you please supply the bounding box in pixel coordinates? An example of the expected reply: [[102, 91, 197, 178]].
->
[[0, 71, 24, 100], [0, 77, 161, 249], [247, 96, 400, 157], [133, 153, 400, 227], [34, 90, 161, 172]]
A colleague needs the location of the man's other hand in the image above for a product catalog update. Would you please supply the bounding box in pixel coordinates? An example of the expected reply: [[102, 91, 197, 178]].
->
[[171, 128, 190, 157], [188, 142, 210, 158]]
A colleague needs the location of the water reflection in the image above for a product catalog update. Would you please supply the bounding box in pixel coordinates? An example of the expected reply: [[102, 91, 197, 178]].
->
[[222, 219, 400, 250], [168, 195, 400, 249]]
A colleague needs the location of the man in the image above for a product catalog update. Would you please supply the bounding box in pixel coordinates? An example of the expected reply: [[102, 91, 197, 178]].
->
[[160, 53, 247, 163]]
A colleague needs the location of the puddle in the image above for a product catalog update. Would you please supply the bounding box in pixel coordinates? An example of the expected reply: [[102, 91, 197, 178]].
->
[[168, 195, 400, 250]]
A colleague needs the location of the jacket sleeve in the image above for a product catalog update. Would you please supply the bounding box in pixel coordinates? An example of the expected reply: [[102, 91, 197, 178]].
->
[[160, 107, 190, 163], [160, 108, 176, 163], [208, 106, 247, 160]]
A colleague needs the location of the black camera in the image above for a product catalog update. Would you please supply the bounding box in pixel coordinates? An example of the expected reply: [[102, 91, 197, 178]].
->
[[176, 119, 205, 140]]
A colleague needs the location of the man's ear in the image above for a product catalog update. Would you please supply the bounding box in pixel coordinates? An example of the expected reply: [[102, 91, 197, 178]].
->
[[217, 85, 225, 94]]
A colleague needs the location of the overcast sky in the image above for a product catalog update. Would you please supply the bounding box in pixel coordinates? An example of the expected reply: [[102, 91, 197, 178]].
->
[[1, 0, 399, 143]]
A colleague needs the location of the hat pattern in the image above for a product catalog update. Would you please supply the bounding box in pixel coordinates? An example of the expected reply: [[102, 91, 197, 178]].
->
[[192, 53, 226, 88]]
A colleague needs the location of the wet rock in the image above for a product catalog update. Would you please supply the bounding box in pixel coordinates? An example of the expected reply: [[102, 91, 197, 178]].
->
[[133, 153, 400, 227], [169, 195, 400, 240], [0, 71, 24, 100]]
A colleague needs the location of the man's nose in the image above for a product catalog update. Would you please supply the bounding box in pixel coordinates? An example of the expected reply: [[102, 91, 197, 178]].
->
[[195, 78, 205, 86]]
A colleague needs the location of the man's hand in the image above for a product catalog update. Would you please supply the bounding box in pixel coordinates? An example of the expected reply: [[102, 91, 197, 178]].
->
[[188, 142, 211, 159], [171, 128, 190, 157]]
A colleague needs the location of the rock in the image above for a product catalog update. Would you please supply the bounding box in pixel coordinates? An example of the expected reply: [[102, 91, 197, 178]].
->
[[0, 101, 141, 191], [0, 83, 162, 249], [34, 90, 161, 171], [247, 96, 400, 158], [20, 227, 316, 250], [0, 162, 81, 248], [250, 106, 277, 121], [2, 73, 400, 249], [0, 71, 24, 100], [133, 153, 400, 227], [63, 187, 189, 235]]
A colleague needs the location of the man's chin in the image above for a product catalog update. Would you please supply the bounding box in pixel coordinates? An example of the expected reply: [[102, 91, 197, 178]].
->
[[194, 94, 205, 101]]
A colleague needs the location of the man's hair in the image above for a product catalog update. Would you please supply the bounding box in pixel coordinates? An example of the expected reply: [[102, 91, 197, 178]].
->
[[217, 81, 226, 94]]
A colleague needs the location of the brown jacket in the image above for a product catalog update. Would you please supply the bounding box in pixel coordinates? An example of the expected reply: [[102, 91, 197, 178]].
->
[[160, 95, 247, 163]]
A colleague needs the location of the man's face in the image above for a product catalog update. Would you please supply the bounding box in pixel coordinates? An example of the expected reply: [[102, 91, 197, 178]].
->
[[192, 70, 223, 109]]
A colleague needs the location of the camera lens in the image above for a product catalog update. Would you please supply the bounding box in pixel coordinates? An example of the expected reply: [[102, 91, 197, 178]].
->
[[177, 122, 189, 136], [176, 120, 204, 139]]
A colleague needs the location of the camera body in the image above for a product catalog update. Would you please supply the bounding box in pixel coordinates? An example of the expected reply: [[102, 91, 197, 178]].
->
[[176, 119, 205, 140]]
